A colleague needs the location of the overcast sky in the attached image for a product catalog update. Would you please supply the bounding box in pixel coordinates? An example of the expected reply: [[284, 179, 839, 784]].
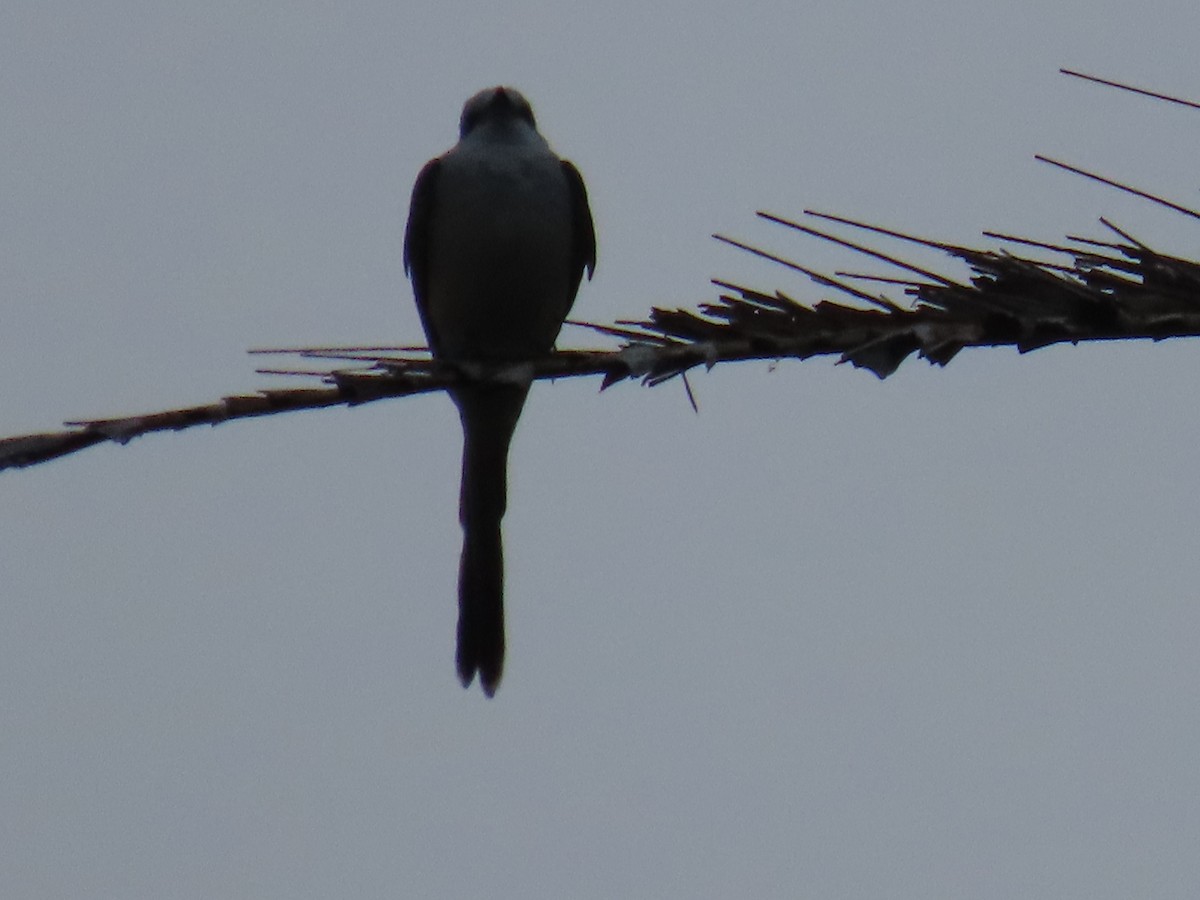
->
[[4, 2, 1200, 897]]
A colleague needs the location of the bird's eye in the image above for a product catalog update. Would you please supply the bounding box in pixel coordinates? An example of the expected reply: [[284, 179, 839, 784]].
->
[[460, 105, 480, 137], [513, 97, 536, 128]]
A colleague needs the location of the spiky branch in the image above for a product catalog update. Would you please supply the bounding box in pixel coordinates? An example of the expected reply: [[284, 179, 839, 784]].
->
[[3, 71, 1198, 473]]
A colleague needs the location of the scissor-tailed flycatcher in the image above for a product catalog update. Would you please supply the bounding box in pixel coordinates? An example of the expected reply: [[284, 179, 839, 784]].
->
[[404, 87, 596, 696]]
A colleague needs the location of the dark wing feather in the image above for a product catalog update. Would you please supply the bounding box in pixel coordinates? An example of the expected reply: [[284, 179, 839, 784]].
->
[[561, 160, 596, 300], [404, 157, 442, 352]]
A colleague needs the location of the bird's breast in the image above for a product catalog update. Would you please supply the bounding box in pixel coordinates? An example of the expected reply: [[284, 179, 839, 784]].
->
[[426, 148, 575, 361]]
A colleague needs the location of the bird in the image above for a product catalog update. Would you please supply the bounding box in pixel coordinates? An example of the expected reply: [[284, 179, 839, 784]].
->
[[403, 87, 596, 696]]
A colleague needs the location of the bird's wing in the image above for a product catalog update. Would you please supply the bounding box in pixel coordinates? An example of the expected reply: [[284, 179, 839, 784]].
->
[[561, 159, 596, 299], [403, 156, 443, 352]]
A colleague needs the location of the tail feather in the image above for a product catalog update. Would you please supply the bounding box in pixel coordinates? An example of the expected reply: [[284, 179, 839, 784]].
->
[[457, 518, 505, 695], [452, 384, 528, 696]]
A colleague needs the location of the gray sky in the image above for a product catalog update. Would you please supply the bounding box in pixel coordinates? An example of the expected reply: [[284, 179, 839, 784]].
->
[[4, 2, 1200, 897]]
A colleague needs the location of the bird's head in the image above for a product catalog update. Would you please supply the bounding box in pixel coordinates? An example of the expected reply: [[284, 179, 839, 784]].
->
[[459, 86, 537, 139]]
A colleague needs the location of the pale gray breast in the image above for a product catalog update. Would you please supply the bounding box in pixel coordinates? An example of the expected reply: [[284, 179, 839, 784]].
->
[[426, 140, 575, 361]]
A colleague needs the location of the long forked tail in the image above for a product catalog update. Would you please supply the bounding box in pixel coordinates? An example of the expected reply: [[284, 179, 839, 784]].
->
[[452, 384, 528, 696]]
